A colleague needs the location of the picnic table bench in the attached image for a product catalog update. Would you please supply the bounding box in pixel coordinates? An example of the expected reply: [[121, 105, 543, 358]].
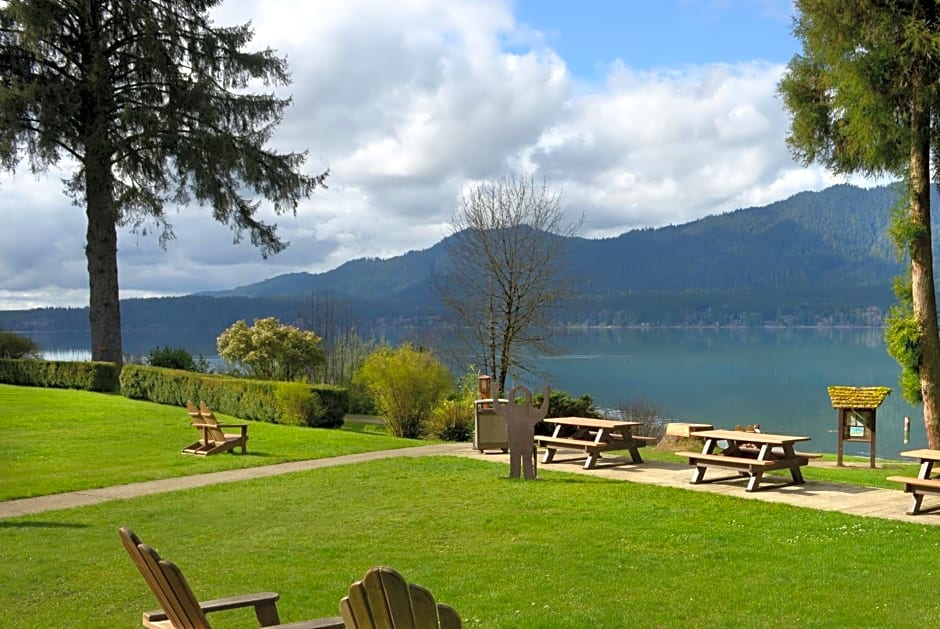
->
[[888, 449, 940, 514], [535, 417, 655, 469], [677, 429, 818, 492]]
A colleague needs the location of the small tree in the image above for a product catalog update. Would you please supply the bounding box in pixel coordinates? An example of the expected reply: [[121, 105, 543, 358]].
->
[[353, 343, 452, 438], [0, 331, 41, 359], [437, 174, 582, 393], [217, 317, 325, 381]]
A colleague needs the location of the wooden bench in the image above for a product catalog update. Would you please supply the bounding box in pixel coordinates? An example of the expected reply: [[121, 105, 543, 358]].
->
[[887, 475, 940, 514], [535, 436, 609, 450], [890, 450, 940, 515], [795, 452, 823, 459], [677, 451, 779, 472]]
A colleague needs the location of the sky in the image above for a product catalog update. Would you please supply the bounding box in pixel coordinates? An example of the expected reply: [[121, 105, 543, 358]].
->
[[0, 0, 870, 310]]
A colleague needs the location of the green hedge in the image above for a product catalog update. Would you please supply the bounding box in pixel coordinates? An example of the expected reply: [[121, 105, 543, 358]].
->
[[0, 358, 119, 392], [119, 364, 347, 428]]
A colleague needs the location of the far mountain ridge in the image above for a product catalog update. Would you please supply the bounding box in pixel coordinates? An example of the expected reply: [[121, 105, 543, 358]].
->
[[203, 183, 903, 300]]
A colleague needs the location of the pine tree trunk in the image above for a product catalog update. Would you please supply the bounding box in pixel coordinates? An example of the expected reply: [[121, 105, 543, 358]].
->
[[910, 96, 940, 447], [85, 149, 123, 366]]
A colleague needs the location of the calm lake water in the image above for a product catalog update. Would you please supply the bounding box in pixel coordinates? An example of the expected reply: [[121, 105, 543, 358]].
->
[[35, 326, 923, 458], [537, 327, 922, 459]]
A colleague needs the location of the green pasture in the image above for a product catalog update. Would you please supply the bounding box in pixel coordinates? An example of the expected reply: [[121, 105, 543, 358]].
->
[[3, 384, 940, 627]]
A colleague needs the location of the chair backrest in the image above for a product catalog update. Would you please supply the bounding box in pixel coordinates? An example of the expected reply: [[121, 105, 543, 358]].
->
[[340, 566, 462, 629], [196, 401, 227, 443], [119, 527, 212, 629], [186, 401, 202, 424]]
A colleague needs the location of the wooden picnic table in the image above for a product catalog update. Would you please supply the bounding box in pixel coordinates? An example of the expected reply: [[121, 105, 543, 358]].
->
[[888, 449, 940, 515], [677, 429, 814, 492], [535, 417, 655, 469]]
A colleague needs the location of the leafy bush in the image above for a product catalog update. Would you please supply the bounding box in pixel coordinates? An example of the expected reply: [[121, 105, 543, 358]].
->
[[346, 383, 377, 415], [0, 359, 119, 391], [427, 370, 478, 442], [426, 397, 474, 442], [0, 331, 41, 359], [147, 345, 208, 372], [530, 389, 600, 435], [275, 382, 325, 427], [120, 364, 346, 427], [354, 343, 452, 438]]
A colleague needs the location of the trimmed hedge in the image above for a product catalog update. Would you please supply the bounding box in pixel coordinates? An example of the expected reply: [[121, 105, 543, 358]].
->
[[0, 358, 119, 392], [119, 364, 347, 428]]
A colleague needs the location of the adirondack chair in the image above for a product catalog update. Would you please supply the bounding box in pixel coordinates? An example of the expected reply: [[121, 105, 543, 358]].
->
[[181, 401, 248, 455], [340, 566, 462, 629], [119, 527, 344, 629]]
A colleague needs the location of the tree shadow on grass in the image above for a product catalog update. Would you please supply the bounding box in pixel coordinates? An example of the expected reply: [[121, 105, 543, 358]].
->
[[0, 521, 90, 529]]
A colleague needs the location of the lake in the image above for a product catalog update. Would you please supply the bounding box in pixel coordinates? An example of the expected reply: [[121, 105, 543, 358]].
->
[[34, 326, 923, 458], [537, 327, 922, 459]]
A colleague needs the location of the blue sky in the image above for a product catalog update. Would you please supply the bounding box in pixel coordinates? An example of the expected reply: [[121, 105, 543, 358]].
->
[[1, 0, 862, 310], [514, 0, 798, 75]]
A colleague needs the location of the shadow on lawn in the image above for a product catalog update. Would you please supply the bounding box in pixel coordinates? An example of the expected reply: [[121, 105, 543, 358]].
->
[[0, 521, 89, 529]]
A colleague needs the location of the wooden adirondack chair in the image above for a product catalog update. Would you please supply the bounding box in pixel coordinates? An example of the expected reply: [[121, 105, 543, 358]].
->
[[119, 528, 344, 629], [181, 401, 248, 455], [340, 566, 462, 629]]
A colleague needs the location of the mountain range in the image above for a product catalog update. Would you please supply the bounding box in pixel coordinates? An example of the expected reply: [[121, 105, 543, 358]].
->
[[196, 182, 906, 326], [0, 182, 922, 345]]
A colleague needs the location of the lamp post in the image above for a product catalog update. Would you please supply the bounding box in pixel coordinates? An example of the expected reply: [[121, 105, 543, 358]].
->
[[477, 375, 492, 409]]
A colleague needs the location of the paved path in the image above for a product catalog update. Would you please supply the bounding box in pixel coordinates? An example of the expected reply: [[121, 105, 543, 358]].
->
[[2, 443, 937, 525]]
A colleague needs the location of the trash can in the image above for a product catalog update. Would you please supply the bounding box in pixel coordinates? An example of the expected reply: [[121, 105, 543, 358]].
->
[[473, 399, 508, 453]]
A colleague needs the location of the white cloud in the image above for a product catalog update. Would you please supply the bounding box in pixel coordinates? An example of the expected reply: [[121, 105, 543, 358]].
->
[[1, 0, 863, 310]]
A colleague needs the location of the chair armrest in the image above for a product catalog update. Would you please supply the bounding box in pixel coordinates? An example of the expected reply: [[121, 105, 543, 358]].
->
[[143, 593, 344, 629], [217, 423, 249, 429], [143, 591, 280, 625]]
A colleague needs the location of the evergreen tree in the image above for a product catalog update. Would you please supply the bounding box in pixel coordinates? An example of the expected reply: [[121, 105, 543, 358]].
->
[[779, 0, 940, 445], [0, 1, 327, 365]]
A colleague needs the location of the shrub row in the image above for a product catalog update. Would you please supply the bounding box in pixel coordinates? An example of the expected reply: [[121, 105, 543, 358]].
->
[[0, 358, 119, 392], [119, 364, 347, 428]]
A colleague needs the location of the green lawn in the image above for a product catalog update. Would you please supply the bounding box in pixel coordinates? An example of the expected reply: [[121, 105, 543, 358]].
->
[[0, 384, 418, 500], [4, 456, 940, 628], [4, 384, 940, 628]]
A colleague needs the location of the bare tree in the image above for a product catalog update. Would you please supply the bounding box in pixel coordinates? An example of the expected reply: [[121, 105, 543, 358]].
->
[[297, 291, 377, 385], [437, 175, 581, 393]]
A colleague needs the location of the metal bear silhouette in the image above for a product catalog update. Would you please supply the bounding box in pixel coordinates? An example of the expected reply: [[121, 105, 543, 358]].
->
[[491, 384, 550, 480]]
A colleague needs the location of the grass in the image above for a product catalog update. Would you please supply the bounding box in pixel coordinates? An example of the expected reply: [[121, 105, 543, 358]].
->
[[0, 384, 417, 500], [5, 456, 940, 628], [4, 384, 940, 627]]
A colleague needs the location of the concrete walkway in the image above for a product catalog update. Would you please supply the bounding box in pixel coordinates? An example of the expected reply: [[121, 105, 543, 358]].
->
[[2, 443, 937, 525]]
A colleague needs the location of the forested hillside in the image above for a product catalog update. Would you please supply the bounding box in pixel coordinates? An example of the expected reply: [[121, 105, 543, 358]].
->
[[0, 183, 920, 338]]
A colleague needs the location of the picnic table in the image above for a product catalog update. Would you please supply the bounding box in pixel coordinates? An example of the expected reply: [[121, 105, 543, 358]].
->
[[677, 429, 816, 492], [535, 417, 655, 469], [888, 449, 940, 515]]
